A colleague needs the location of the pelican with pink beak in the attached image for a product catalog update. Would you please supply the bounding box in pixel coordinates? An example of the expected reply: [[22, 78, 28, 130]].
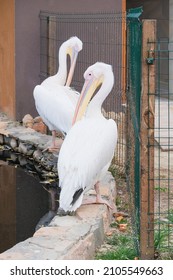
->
[[58, 62, 118, 213]]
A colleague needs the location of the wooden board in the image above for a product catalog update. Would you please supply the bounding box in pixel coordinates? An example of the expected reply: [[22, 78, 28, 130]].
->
[[140, 19, 156, 259], [0, 0, 15, 119]]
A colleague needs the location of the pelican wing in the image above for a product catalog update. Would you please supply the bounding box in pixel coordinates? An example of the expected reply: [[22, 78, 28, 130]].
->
[[41, 75, 65, 89], [58, 117, 117, 211], [33, 85, 77, 133]]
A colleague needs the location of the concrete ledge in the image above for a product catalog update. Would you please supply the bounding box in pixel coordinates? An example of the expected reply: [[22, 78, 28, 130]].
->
[[0, 172, 116, 260]]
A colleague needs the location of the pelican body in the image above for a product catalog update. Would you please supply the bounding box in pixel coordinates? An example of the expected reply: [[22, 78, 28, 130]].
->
[[33, 36, 83, 141], [58, 62, 118, 213]]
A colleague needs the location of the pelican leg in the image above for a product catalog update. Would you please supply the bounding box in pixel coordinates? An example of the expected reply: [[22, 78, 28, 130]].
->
[[43, 130, 62, 152], [94, 181, 114, 210], [51, 130, 57, 147], [49, 130, 60, 152], [82, 181, 115, 211]]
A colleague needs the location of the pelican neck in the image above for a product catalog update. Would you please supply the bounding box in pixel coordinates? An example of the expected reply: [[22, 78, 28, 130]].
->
[[86, 71, 114, 118], [53, 43, 68, 85]]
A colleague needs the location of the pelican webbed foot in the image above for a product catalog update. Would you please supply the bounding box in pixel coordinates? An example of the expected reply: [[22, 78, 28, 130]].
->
[[82, 196, 114, 210], [43, 146, 60, 153], [57, 208, 76, 216], [82, 181, 116, 211]]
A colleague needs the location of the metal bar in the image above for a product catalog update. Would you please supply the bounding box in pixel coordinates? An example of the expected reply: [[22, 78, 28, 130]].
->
[[47, 16, 57, 76]]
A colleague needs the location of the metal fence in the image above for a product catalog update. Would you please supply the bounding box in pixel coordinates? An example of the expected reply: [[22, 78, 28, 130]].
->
[[148, 38, 173, 259]]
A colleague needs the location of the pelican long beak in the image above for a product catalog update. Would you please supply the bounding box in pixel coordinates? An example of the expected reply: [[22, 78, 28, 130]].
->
[[72, 77, 102, 125], [65, 48, 79, 87]]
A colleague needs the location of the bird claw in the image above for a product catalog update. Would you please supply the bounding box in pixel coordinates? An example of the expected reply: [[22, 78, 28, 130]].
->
[[57, 208, 68, 216], [42, 145, 60, 153], [82, 196, 115, 210], [95, 198, 114, 210], [57, 208, 76, 216]]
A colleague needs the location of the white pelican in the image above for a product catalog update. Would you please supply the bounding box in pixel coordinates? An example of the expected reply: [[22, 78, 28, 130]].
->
[[58, 62, 118, 213], [33, 36, 83, 150]]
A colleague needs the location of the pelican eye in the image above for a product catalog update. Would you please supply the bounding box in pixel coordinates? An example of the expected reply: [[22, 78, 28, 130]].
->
[[87, 73, 92, 79], [84, 71, 94, 81]]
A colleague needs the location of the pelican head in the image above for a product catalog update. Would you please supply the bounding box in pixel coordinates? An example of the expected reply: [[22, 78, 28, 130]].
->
[[72, 62, 113, 124], [63, 36, 83, 86]]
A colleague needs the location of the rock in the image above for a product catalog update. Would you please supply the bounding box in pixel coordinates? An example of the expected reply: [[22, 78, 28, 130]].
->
[[9, 138, 18, 150], [3, 135, 10, 145], [32, 116, 47, 134], [18, 155, 27, 166], [10, 153, 18, 163], [0, 134, 4, 144], [34, 116, 43, 123], [33, 149, 43, 161], [22, 114, 34, 128], [18, 142, 28, 154], [18, 142, 34, 156]]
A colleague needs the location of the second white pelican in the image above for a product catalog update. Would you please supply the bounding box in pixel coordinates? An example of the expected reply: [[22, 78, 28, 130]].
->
[[33, 37, 83, 150], [58, 62, 118, 213]]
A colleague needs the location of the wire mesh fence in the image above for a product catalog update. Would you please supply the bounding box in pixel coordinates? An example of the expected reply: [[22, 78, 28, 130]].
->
[[39, 10, 126, 168], [149, 38, 173, 258]]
